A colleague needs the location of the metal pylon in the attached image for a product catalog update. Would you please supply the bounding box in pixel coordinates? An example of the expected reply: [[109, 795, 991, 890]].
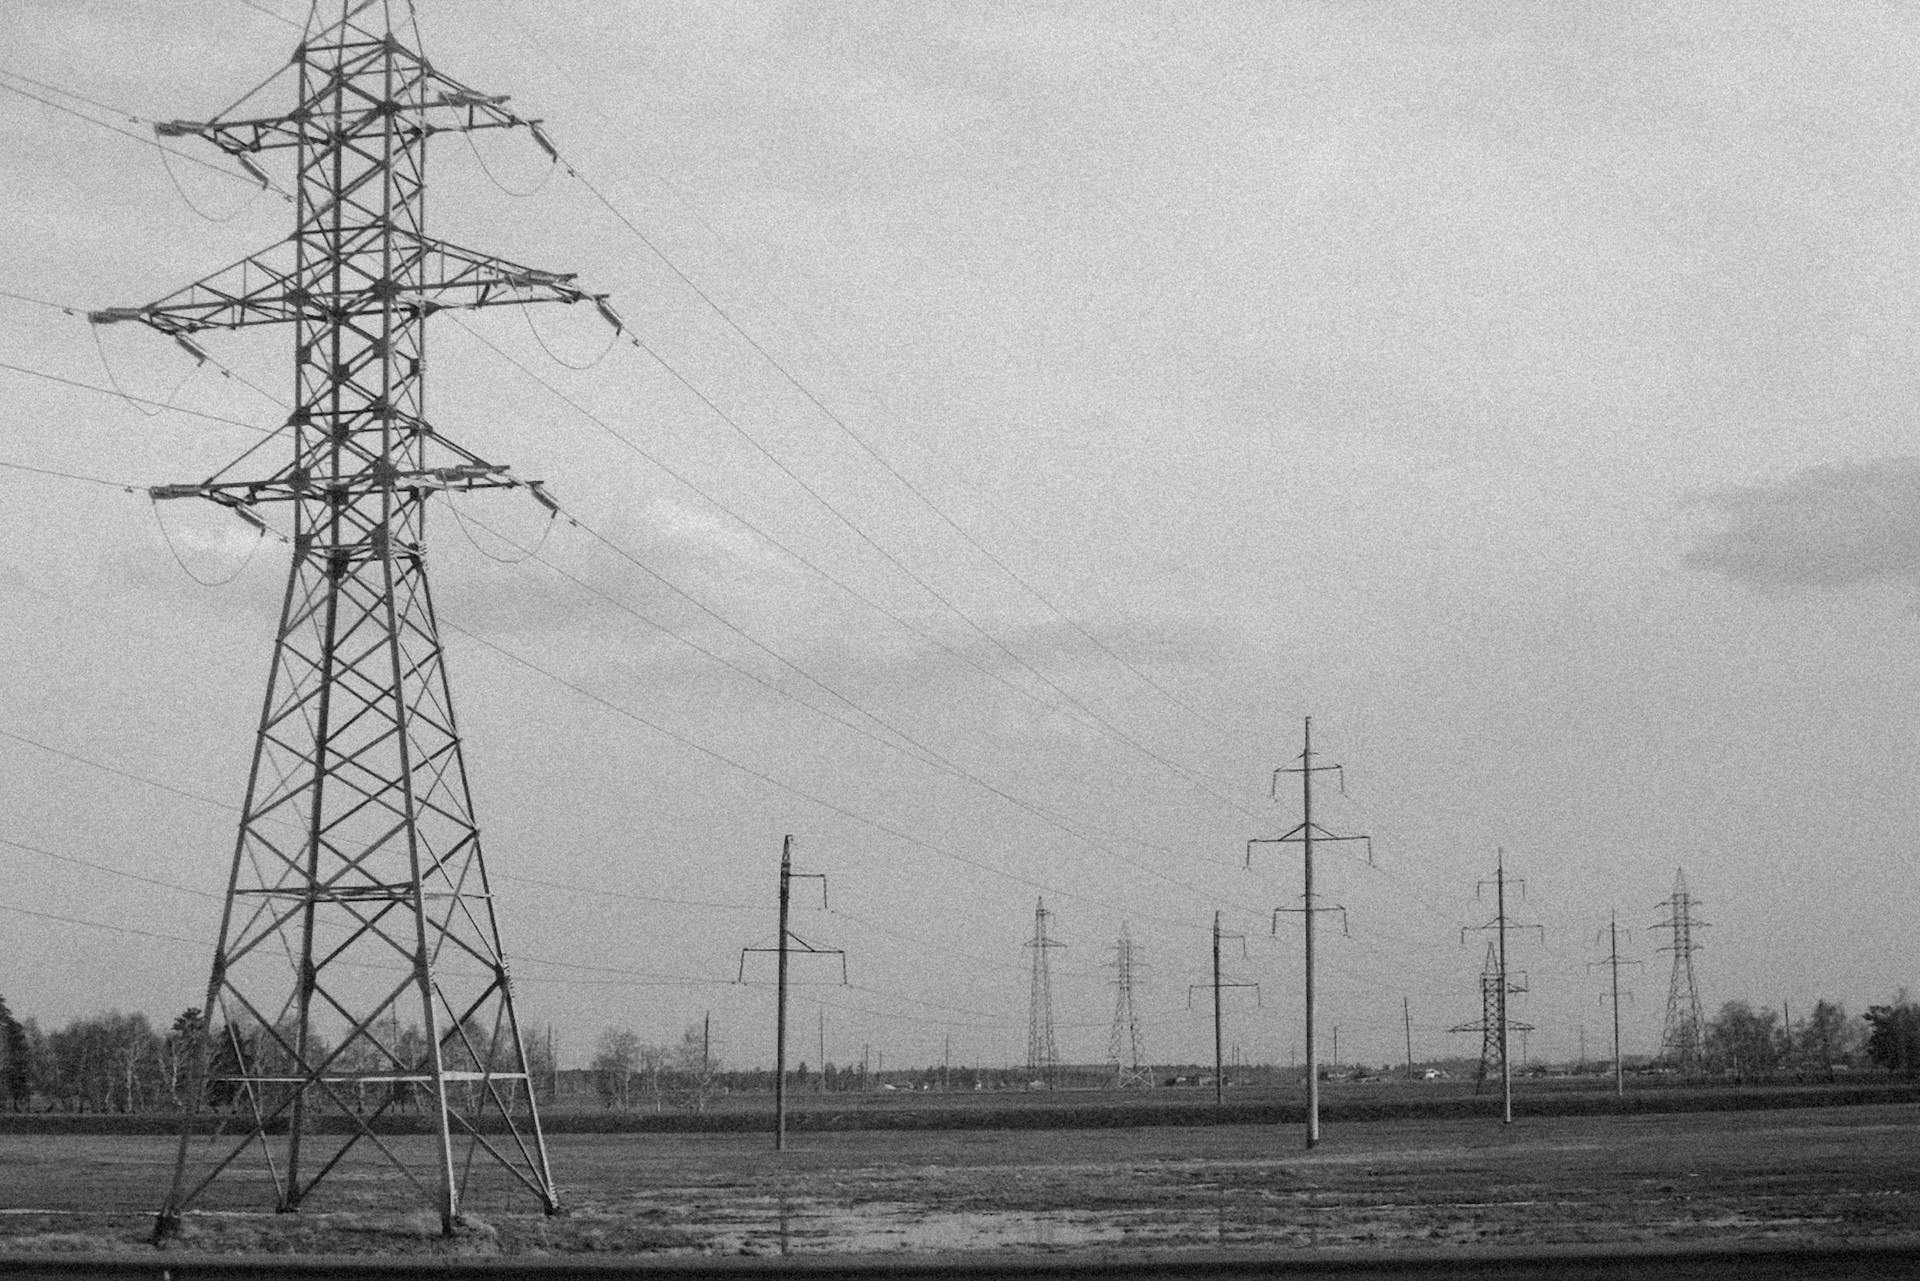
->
[[1025, 898, 1064, 1086], [1473, 943, 1504, 1087], [1106, 923, 1152, 1089], [98, 2, 605, 1238], [1449, 941, 1534, 1094], [1655, 868, 1709, 1073]]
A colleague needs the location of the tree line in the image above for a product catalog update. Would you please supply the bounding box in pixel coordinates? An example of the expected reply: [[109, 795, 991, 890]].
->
[[1696, 996, 1919, 1081], [1, 993, 1915, 1113], [0, 1000, 558, 1114]]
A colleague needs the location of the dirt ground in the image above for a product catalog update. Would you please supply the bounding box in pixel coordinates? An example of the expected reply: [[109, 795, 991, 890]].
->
[[0, 1102, 1914, 1259]]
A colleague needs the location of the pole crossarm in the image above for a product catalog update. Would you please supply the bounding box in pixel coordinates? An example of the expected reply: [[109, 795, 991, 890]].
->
[[1448, 1018, 1535, 1035], [90, 236, 596, 336], [1462, 920, 1545, 946], [1188, 981, 1260, 1009], [736, 937, 849, 986], [1245, 825, 1372, 867], [1275, 902, 1348, 936]]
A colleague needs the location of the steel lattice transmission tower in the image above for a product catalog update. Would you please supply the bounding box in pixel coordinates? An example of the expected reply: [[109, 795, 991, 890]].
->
[[1106, 923, 1152, 1090], [93, 2, 607, 1238], [1449, 941, 1532, 1093], [1024, 898, 1065, 1086], [1655, 868, 1709, 1073]]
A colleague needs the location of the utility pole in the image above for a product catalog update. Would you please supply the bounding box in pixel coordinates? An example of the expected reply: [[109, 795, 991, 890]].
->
[[114, 3, 614, 1238], [1247, 717, 1369, 1149], [1403, 997, 1414, 1079], [737, 836, 844, 1151], [1025, 899, 1066, 1087], [818, 1009, 827, 1094], [1457, 850, 1541, 1125], [1188, 911, 1257, 1105], [1590, 911, 1642, 1098], [1655, 869, 1709, 1075]]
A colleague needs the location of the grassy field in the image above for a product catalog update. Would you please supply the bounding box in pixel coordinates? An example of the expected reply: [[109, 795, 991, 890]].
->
[[0, 1096, 1915, 1260]]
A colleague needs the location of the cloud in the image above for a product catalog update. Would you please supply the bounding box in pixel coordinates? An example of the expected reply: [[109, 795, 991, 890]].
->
[[1682, 458, 1920, 593]]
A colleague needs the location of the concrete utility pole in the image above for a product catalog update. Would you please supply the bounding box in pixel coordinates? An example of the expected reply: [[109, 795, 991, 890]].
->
[[1248, 717, 1370, 1149], [1590, 911, 1642, 1098], [737, 836, 843, 1151], [1457, 850, 1541, 1125], [1189, 911, 1257, 1106]]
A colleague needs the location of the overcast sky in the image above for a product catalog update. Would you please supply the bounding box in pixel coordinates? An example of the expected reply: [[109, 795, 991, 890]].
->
[[1, 0, 1916, 1075]]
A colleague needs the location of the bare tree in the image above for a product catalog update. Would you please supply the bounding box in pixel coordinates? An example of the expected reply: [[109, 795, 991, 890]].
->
[[592, 1028, 641, 1110]]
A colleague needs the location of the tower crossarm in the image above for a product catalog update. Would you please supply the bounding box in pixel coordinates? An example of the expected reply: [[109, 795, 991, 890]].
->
[[154, 26, 544, 158], [89, 236, 596, 337], [150, 464, 536, 507]]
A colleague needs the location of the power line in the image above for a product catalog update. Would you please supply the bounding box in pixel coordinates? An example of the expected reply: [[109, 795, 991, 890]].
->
[[0, 833, 218, 901], [449, 318, 1261, 875], [482, 2, 1276, 773], [449, 496, 1217, 898], [0, 901, 202, 947], [444, 619, 1206, 938], [0, 459, 136, 490], [0, 70, 286, 196], [0, 359, 279, 432], [540, 126, 1262, 779]]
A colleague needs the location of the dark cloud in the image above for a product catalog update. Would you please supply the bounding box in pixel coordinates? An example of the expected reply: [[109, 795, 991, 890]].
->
[[1682, 458, 1920, 593]]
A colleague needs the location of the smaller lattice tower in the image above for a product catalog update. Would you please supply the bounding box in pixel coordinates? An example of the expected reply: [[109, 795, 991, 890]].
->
[[1025, 898, 1065, 1087], [1471, 943, 1503, 1087], [1448, 942, 1534, 1092], [1655, 868, 1709, 1073], [1106, 923, 1152, 1089]]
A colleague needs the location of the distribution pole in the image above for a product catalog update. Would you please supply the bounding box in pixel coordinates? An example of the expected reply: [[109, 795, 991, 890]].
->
[[1215, 919, 1223, 1102], [1189, 911, 1256, 1106], [1590, 911, 1641, 1099], [1610, 937, 1620, 1094], [1404, 997, 1414, 1079], [736, 836, 843, 1151], [1248, 717, 1369, 1149], [775, 838, 792, 1149], [1460, 849, 1541, 1125]]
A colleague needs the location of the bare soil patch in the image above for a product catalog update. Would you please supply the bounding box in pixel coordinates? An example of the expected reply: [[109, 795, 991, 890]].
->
[[0, 1102, 1912, 1260]]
